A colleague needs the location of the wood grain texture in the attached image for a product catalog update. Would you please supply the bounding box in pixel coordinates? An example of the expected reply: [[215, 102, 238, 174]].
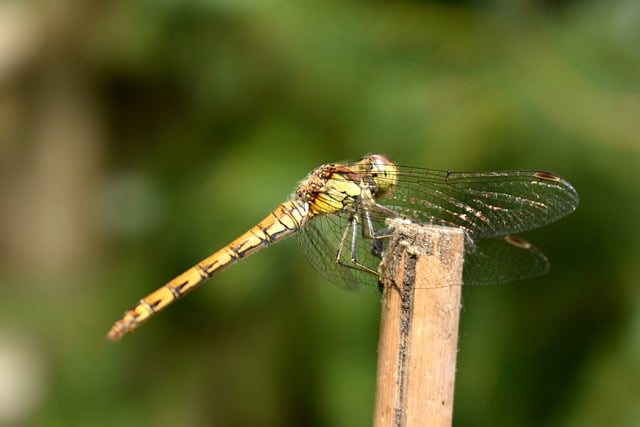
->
[[373, 219, 464, 427]]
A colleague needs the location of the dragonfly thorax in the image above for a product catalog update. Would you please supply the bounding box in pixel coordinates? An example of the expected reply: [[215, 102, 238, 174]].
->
[[292, 155, 399, 217], [294, 167, 357, 216]]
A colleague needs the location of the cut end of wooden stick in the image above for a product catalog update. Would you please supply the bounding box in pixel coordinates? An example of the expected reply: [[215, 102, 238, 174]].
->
[[373, 219, 465, 427]]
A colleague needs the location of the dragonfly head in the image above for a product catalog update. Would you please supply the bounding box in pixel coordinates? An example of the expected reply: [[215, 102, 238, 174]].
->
[[358, 154, 397, 198]]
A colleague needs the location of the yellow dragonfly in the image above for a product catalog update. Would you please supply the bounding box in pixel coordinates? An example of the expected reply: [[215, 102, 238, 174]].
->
[[107, 154, 578, 341]]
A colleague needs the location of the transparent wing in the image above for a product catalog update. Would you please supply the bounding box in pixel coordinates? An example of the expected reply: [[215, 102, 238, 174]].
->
[[298, 163, 577, 290], [299, 214, 551, 289], [378, 166, 579, 239], [297, 212, 385, 292], [462, 235, 550, 285]]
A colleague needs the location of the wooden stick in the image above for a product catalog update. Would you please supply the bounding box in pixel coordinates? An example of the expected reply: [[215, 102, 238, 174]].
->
[[373, 219, 465, 427]]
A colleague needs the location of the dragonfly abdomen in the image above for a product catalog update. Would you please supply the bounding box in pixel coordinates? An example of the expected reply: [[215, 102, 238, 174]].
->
[[107, 200, 308, 341]]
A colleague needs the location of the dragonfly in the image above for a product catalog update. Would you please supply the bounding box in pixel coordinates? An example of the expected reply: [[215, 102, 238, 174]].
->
[[107, 154, 578, 341]]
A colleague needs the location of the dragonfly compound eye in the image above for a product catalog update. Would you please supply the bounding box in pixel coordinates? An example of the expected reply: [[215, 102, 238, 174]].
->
[[365, 154, 397, 197]]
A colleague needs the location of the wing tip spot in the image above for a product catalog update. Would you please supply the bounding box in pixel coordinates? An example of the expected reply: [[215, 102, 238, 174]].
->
[[504, 235, 532, 249], [533, 171, 561, 182]]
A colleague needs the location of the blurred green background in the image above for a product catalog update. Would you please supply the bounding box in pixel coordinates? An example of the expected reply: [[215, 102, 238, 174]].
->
[[1, 0, 639, 426]]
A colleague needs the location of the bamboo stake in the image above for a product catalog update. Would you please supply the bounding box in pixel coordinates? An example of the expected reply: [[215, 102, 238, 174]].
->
[[373, 219, 465, 427]]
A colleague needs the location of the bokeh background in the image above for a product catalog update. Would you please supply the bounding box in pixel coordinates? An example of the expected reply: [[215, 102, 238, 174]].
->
[[1, 0, 639, 426]]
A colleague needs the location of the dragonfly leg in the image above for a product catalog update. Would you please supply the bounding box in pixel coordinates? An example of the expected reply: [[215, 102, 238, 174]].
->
[[361, 207, 380, 238], [332, 201, 403, 284], [361, 203, 398, 240], [335, 215, 354, 262], [332, 213, 385, 278], [349, 215, 359, 262], [360, 205, 393, 258]]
